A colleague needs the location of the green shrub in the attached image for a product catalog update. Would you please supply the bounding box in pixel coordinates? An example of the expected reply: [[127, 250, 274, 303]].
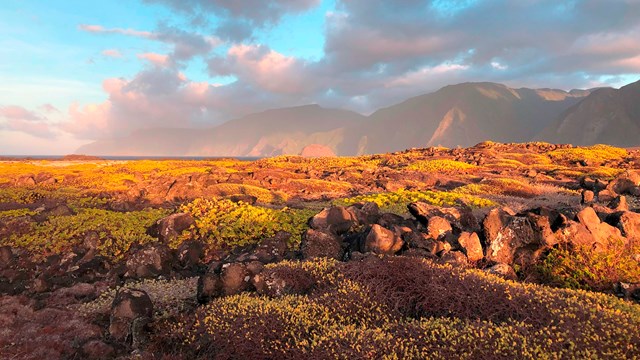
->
[[548, 144, 628, 164], [538, 240, 640, 291], [0, 208, 36, 219], [334, 189, 495, 214], [406, 159, 477, 172], [2, 208, 169, 260], [179, 198, 315, 249]]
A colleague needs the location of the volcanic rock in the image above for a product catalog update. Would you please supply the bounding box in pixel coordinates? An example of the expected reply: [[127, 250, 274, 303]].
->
[[300, 229, 343, 260], [109, 288, 153, 343]]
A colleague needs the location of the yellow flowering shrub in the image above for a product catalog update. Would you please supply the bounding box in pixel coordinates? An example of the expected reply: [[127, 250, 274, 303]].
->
[[334, 188, 495, 214], [179, 198, 315, 249], [406, 159, 477, 172], [548, 144, 628, 164]]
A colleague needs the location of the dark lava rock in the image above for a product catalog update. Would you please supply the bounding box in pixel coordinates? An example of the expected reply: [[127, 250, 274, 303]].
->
[[176, 240, 204, 270], [309, 206, 357, 235], [157, 213, 195, 243], [254, 267, 315, 297], [0, 246, 14, 269], [197, 273, 223, 304], [362, 224, 404, 255], [109, 288, 153, 344], [484, 263, 518, 280], [426, 216, 453, 240], [220, 263, 251, 296], [457, 232, 483, 262], [300, 229, 343, 260], [125, 244, 174, 279]]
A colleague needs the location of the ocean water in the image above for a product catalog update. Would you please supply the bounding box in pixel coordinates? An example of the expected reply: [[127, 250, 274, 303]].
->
[[0, 155, 264, 161]]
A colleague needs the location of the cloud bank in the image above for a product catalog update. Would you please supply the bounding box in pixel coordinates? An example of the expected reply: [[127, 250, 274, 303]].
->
[[52, 0, 640, 142]]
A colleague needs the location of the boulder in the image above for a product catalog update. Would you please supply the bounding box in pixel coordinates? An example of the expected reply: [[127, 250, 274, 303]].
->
[[15, 175, 36, 186], [109, 288, 153, 343], [402, 229, 437, 254], [176, 240, 204, 270], [220, 263, 251, 296], [457, 232, 483, 262], [125, 244, 174, 278], [362, 224, 404, 255], [157, 213, 195, 243], [426, 216, 452, 240], [252, 231, 290, 263], [597, 189, 617, 203], [0, 246, 14, 269], [576, 207, 625, 250], [197, 273, 223, 304], [608, 196, 629, 212], [300, 229, 343, 260], [614, 282, 640, 303], [376, 212, 409, 229], [254, 268, 315, 297], [227, 194, 258, 205], [309, 206, 357, 235], [83, 231, 100, 252], [435, 240, 452, 255], [408, 201, 480, 233], [46, 204, 74, 217], [611, 211, 640, 243], [483, 208, 556, 266], [581, 190, 595, 204], [245, 261, 264, 276], [607, 171, 640, 196], [554, 219, 595, 248], [438, 251, 468, 266], [346, 202, 380, 225]]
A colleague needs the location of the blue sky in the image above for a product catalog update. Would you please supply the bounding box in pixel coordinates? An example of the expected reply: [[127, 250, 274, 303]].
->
[[1, 0, 640, 154]]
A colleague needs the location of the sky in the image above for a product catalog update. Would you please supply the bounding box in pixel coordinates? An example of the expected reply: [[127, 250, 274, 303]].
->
[[1, 0, 640, 154]]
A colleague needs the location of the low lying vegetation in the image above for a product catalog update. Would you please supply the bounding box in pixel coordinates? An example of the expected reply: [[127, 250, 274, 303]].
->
[[3, 142, 640, 359], [180, 198, 314, 249], [168, 257, 640, 359], [539, 240, 640, 291], [405, 159, 477, 172], [335, 188, 496, 214], [548, 144, 628, 164], [1, 207, 169, 260]]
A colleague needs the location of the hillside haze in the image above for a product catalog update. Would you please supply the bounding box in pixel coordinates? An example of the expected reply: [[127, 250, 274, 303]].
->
[[77, 105, 365, 156], [351, 82, 590, 154], [537, 79, 640, 146], [77, 81, 640, 156]]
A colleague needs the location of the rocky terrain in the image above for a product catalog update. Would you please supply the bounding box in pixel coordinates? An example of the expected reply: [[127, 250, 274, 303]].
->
[[1, 142, 640, 359]]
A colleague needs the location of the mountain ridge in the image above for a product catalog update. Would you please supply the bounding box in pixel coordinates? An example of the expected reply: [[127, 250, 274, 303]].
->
[[76, 80, 640, 156]]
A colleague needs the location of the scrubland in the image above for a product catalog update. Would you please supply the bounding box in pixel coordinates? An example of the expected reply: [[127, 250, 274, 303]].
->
[[1, 142, 640, 359]]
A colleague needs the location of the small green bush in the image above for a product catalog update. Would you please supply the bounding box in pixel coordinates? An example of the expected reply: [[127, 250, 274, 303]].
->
[[179, 198, 315, 249], [334, 189, 495, 214], [2, 208, 169, 260], [538, 240, 640, 291], [406, 159, 477, 172]]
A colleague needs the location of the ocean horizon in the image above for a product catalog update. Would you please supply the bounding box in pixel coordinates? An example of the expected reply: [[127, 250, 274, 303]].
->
[[0, 155, 264, 161]]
